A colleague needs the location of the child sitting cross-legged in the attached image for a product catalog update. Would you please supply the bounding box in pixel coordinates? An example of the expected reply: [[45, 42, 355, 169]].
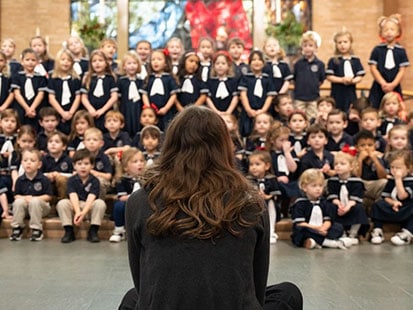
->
[[56, 149, 107, 243], [9, 149, 53, 241]]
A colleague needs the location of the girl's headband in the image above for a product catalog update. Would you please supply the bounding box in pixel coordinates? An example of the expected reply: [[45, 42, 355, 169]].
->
[[212, 50, 232, 63]]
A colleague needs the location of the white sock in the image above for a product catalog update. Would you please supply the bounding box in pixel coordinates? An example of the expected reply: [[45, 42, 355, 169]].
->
[[114, 226, 125, 234], [349, 224, 361, 237], [267, 199, 276, 236], [322, 239, 339, 248]]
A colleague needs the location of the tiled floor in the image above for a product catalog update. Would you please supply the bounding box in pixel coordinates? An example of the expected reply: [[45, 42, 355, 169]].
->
[[1, 238, 412, 310]]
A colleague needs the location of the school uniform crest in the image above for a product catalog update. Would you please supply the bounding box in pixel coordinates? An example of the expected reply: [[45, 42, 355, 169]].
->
[[311, 64, 319, 72], [96, 161, 104, 171], [34, 182, 43, 192], [60, 162, 69, 171], [116, 140, 124, 147], [85, 182, 92, 192]]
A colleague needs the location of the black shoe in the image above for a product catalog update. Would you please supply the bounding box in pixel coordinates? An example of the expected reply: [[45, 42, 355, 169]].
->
[[30, 229, 43, 241], [61, 231, 76, 243], [10, 227, 23, 241], [87, 229, 100, 243]]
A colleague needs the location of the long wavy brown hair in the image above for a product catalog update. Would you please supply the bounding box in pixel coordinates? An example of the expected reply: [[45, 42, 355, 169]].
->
[[144, 106, 264, 239]]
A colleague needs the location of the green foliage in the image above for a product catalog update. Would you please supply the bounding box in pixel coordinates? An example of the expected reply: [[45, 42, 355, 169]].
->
[[265, 11, 304, 50], [74, 16, 106, 51]]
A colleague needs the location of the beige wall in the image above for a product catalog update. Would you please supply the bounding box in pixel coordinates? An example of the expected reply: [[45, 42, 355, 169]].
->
[[0, 0, 412, 92]]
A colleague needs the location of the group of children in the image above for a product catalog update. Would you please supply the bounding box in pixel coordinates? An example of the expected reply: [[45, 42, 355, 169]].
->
[[0, 13, 412, 248]]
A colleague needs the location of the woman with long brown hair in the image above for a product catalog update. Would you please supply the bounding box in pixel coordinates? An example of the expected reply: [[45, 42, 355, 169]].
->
[[119, 105, 302, 309]]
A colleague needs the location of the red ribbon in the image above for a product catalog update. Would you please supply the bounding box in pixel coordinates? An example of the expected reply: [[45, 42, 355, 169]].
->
[[342, 144, 357, 157]]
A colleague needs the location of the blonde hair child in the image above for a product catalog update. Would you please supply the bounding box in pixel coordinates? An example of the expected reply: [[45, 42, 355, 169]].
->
[[166, 37, 184, 75], [30, 35, 54, 76], [0, 51, 14, 111], [378, 92, 406, 137], [65, 35, 89, 78]]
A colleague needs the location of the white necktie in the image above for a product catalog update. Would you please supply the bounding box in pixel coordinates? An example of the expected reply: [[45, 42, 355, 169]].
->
[[93, 77, 104, 97], [385, 48, 395, 70], [132, 181, 141, 193], [216, 81, 229, 99], [294, 140, 302, 154], [254, 78, 263, 98], [181, 78, 194, 93], [272, 64, 282, 78], [18, 163, 25, 176], [201, 66, 209, 82], [61, 79, 71, 106], [386, 121, 394, 135], [309, 203, 323, 226], [73, 62, 82, 75], [277, 154, 289, 175], [139, 65, 147, 80], [77, 141, 85, 150], [150, 77, 165, 96], [35, 64, 47, 76], [25, 77, 35, 100], [339, 183, 349, 206], [128, 80, 140, 102], [391, 186, 398, 201], [146, 158, 154, 166], [172, 64, 178, 75], [0, 139, 14, 154], [258, 180, 265, 192], [343, 59, 354, 78]]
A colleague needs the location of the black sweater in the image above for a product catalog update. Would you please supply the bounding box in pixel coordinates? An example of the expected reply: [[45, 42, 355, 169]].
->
[[125, 188, 270, 310]]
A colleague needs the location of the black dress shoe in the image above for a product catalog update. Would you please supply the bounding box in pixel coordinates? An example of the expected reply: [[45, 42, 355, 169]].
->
[[61, 231, 76, 243], [87, 229, 100, 243]]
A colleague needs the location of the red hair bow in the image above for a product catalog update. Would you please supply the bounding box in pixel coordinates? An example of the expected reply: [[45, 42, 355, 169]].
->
[[163, 48, 170, 56], [342, 144, 357, 156], [142, 103, 160, 114]]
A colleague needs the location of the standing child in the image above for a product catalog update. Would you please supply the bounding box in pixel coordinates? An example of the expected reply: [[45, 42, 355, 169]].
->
[[110, 148, 145, 242], [166, 37, 184, 75], [288, 110, 308, 159], [246, 150, 281, 244], [176, 51, 208, 111], [325, 109, 353, 153], [41, 131, 73, 201], [140, 125, 161, 166], [36, 107, 60, 154], [81, 49, 118, 131], [227, 37, 249, 79], [300, 124, 335, 178], [144, 49, 179, 130], [67, 110, 95, 157], [198, 37, 215, 82], [291, 168, 352, 249], [47, 48, 82, 135], [135, 40, 152, 80], [56, 149, 106, 243], [327, 151, 370, 245], [103, 110, 131, 158], [326, 28, 365, 113], [100, 38, 118, 73], [0, 51, 14, 111], [65, 36, 89, 80], [83, 127, 113, 198], [206, 51, 239, 115], [263, 37, 293, 95], [30, 35, 54, 77], [273, 93, 294, 125], [1, 38, 22, 76], [370, 150, 413, 245], [377, 92, 405, 137], [117, 51, 149, 137], [9, 149, 53, 241], [11, 48, 48, 130], [293, 31, 325, 120], [245, 112, 273, 155], [368, 14, 409, 109], [238, 49, 276, 137]]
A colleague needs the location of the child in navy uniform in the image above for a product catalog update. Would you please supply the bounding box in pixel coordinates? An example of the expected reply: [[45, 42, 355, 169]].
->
[[227, 37, 249, 80], [67, 110, 94, 157], [110, 148, 145, 242], [102, 110, 131, 159], [291, 168, 352, 249], [288, 110, 308, 159], [359, 107, 387, 153], [36, 107, 60, 153], [65, 36, 89, 81], [326, 109, 353, 154], [9, 149, 53, 241], [370, 150, 413, 246], [327, 151, 369, 245], [140, 125, 161, 166], [377, 92, 405, 138], [56, 149, 106, 243], [0, 51, 14, 110]]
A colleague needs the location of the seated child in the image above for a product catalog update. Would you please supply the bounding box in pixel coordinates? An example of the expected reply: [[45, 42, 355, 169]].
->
[[377, 92, 405, 137], [245, 112, 274, 155], [359, 107, 386, 153], [9, 149, 53, 241], [327, 151, 369, 245], [370, 150, 413, 246], [140, 125, 161, 166], [273, 94, 294, 126], [103, 110, 131, 158], [288, 110, 308, 159], [325, 109, 353, 154], [36, 107, 60, 154], [83, 127, 113, 198], [310, 96, 335, 128], [291, 168, 352, 249], [345, 96, 370, 136], [131, 105, 161, 150], [246, 150, 281, 244], [41, 131, 73, 201], [300, 124, 335, 178], [354, 130, 387, 212], [110, 148, 145, 242], [56, 149, 107, 243]]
